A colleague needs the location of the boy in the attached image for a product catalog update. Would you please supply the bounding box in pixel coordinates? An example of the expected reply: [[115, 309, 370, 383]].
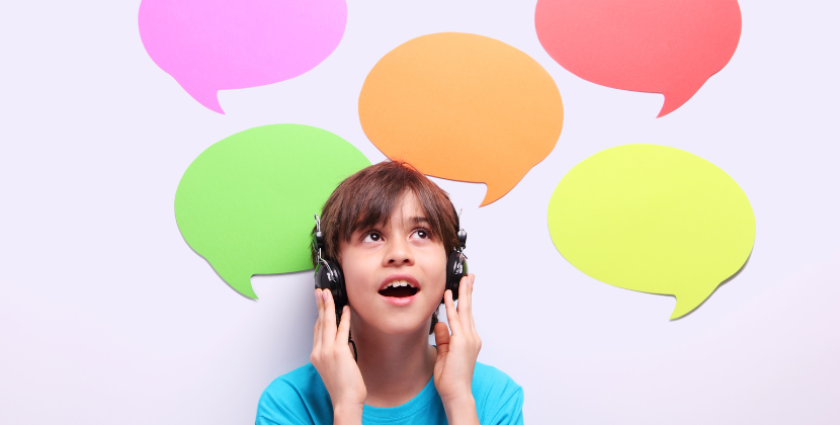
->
[[257, 161, 524, 424]]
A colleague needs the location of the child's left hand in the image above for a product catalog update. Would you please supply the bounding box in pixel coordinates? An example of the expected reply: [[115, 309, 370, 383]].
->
[[433, 273, 481, 424]]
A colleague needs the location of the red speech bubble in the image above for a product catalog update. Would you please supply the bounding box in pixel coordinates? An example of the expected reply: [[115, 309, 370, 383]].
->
[[535, 0, 742, 117]]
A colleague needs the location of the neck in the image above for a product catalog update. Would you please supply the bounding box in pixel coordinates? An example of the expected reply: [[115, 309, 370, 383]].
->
[[349, 313, 436, 408]]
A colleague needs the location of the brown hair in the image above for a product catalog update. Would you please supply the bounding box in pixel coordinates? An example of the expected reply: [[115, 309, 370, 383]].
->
[[313, 161, 459, 264], [312, 160, 459, 333]]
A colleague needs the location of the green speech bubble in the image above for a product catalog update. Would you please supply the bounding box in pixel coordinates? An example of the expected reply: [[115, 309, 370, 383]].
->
[[548, 144, 755, 320], [175, 124, 371, 299]]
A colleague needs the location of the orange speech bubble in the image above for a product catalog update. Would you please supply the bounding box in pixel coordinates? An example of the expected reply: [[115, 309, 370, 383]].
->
[[359, 32, 564, 206]]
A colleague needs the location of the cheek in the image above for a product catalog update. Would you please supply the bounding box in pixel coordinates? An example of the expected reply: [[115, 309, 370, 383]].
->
[[422, 251, 449, 296], [339, 255, 375, 302]]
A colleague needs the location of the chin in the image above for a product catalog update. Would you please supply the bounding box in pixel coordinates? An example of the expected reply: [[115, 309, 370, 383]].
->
[[376, 314, 432, 336], [349, 290, 443, 337]]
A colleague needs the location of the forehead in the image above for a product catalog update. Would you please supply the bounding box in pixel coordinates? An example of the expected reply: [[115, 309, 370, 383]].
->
[[337, 185, 446, 245], [380, 192, 426, 226]]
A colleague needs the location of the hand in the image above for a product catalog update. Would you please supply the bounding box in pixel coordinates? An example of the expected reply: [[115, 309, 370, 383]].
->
[[311, 289, 366, 422], [433, 274, 481, 419]]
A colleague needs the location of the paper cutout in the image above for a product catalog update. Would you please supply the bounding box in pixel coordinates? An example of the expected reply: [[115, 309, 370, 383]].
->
[[535, 0, 742, 117], [174, 124, 370, 298], [139, 0, 347, 114], [547, 144, 755, 320], [358, 32, 564, 206]]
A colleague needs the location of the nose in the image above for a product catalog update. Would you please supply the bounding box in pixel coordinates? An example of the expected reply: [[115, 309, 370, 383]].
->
[[383, 237, 414, 266]]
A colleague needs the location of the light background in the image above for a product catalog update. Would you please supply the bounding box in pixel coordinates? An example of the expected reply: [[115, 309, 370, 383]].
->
[[1, 1, 838, 423]]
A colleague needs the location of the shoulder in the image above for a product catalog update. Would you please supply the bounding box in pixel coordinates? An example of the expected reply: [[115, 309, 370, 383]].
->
[[471, 362, 525, 425], [257, 363, 333, 425], [472, 362, 523, 397]]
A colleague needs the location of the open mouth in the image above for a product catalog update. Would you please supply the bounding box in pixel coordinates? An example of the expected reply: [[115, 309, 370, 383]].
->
[[378, 280, 419, 298]]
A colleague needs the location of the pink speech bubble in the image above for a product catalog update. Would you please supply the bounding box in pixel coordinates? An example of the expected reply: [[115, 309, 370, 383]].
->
[[535, 0, 742, 117], [139, 0, 347, 114]]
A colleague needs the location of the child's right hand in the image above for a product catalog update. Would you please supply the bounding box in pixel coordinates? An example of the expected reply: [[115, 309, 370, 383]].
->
[[311, 289, 367, 422]]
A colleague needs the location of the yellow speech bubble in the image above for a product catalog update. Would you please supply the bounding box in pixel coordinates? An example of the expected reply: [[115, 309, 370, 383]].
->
[[548, 144, 755, 319]]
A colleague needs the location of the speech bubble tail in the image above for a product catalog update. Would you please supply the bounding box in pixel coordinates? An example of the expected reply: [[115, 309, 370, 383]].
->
[[657, 86, 702, 118], [669, 284, 718, 320], [217, 267, 258, 300], [180, 80, 226, 114], [480, 178, 520, 207]]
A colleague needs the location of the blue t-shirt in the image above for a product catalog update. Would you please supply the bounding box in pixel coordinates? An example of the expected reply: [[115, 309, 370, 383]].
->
[[256, 362, 524, 424]]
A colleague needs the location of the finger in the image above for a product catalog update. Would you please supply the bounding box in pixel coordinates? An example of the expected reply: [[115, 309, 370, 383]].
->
[[456, 276, 475, 342], [465, 274, 477, 334], [322, 290, 337, 347], [313, 290, 324, 349], [458, 274, 472, 323], [316, 288, 324, 309], [433, 321, 450, 358], [443, 289, 462, 336], [336, 305, 351, 345]]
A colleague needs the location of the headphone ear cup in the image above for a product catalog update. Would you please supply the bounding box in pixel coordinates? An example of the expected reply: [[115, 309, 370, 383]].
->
[[315, 259, 347, 324], [314, 261, 330, 291], [331, 261, 346, 310], [444, 250, 467, 302]]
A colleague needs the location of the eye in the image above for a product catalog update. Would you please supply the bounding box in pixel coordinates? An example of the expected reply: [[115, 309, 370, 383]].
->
[[411, 228, 430, 240], [362, 232, 382, 242]]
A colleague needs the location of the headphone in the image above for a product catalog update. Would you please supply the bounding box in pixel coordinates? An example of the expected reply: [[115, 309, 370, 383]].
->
[[313, 206, 468, 327]]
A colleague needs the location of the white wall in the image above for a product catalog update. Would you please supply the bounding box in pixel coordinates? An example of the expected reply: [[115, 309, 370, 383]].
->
[[1, 1, 838, 423]]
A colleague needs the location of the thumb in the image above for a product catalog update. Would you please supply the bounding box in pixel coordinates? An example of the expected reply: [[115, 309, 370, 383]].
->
[[433, 321, 450, 357]]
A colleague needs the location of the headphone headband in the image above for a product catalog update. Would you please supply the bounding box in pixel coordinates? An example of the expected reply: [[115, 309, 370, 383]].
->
[[451, 205, 466, 251]]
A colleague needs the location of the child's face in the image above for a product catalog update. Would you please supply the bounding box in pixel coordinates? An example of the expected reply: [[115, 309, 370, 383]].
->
[[338, 191, 447, 336]]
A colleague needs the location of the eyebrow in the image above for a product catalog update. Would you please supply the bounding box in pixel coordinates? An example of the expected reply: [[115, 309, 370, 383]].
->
[[409, 216, 429, 224]]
